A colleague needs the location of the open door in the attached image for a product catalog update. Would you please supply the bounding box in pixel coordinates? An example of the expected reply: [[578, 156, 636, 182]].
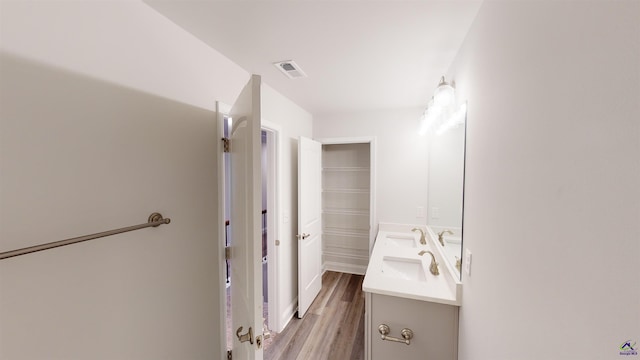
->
[[229, 75, 263, 360], [297, 136, 323, 318]]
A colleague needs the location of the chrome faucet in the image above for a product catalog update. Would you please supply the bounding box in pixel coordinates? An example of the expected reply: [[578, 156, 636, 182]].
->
[[418, 250, 439, 275], [437, 229, 454, 246], [411, 227, 426, 245]]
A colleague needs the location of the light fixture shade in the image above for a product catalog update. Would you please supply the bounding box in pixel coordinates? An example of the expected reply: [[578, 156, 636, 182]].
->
[[436, 102, 467, 135], [434, 76, 455, 107]]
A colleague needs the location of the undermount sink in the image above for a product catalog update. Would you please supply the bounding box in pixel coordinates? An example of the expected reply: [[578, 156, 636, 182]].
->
[[384, 234, 418, 248], [381, 256, 427, 282]]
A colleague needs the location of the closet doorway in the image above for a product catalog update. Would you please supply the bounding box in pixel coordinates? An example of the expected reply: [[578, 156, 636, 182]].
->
[[321, 140, 374, 275], [297, 136, 376, 316]]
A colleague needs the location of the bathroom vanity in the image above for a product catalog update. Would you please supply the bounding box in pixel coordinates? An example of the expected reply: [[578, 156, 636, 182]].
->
[[361, 82, 467, 360], [363, 223, 461, 360]]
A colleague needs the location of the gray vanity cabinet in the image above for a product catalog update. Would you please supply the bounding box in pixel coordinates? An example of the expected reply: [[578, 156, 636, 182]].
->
[[366, 293, 459, 360]]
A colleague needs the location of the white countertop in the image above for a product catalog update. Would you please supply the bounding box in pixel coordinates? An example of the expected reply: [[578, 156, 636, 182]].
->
[[363, 223, 461, 306]]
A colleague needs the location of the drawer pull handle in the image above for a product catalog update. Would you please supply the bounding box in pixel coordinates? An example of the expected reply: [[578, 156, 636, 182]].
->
[[378, 324, 413, 345]]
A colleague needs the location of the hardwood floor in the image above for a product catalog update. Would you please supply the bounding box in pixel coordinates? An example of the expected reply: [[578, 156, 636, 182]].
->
[[265, 271, 365, 360]]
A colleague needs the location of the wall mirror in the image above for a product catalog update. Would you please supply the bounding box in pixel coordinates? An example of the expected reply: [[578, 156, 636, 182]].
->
[[426, 105, 466, 280]]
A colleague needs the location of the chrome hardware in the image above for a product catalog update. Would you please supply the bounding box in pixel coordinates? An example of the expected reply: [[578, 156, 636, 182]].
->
[[227, 350, 232, 360], [296, 233, 310, 240], [378, 324, 414, 345], [411, 227, 426, 245], [275, 239, 280, 246], [236, 326, 253, 345], [437, 229, 454, 246], [147, 212, 167, 226], [418, 250, 440, 275], [222, 137, 230, 153], [263, 318, 272, 340], [455, 256, 462, 272], [225, 246, 231, 260], [0, 212, 171, 260], [256, 335, 262, 349]]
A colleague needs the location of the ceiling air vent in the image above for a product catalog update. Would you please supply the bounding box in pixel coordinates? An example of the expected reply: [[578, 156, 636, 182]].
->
[[273, 60, 307, 79]]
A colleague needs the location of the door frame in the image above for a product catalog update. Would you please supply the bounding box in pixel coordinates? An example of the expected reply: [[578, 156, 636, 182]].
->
[[317, 137, 377, 255], [216, 101, 230, 360], [261, 120, 282, 333]]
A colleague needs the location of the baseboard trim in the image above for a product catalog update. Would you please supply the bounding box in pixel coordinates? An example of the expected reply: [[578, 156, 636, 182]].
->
[[324, 261, 367, 275], [278, 296, 298, 333]]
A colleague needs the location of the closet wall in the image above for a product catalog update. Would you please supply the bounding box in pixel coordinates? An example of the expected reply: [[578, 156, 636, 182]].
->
[[321, 143, 371, 274]]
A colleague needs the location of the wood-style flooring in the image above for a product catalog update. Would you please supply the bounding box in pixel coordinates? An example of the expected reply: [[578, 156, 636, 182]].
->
[[265, 271, 365, 360]]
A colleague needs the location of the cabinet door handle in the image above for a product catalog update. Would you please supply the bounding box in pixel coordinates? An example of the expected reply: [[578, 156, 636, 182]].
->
[[378, 324, 413, 345]]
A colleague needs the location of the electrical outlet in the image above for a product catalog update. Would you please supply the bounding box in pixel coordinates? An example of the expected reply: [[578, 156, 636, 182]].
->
[[417, 206, 425, 218], [464, 248, 472, 276]]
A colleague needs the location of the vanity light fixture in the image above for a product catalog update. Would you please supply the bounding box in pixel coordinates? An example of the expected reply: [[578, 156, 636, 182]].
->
[[419, 75, 464, 136], [436, 102, 467, 136], [433, 76, 455, 107]]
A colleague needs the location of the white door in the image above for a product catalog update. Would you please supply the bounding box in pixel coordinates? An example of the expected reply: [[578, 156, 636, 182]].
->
[[230, 75, 263, 360], [297, 136, 323, 318]]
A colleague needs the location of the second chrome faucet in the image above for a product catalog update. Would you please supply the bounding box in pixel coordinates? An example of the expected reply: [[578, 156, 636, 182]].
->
[[437, 229, 454, 246], [411, 227, 439, 275], [411, 227, 426, 245], [419, 250, 440, 275]]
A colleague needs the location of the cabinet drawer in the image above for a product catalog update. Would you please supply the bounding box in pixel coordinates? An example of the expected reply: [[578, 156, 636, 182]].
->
[[370, 294, 458, 360]]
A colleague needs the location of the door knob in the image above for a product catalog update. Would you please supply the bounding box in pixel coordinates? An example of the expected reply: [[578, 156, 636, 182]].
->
[[296, 233, 310, 240]]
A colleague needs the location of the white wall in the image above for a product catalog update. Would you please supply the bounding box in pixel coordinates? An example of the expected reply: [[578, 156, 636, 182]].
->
[[0, 52, 226, 360], [0, 0, 247, 111], [447, 2, 640, 359], [314, 108, 429, 231], [0, 1, 312, 358]]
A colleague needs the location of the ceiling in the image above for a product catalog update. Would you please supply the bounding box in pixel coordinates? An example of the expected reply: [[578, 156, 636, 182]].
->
[[145, 1, 482, 115]]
